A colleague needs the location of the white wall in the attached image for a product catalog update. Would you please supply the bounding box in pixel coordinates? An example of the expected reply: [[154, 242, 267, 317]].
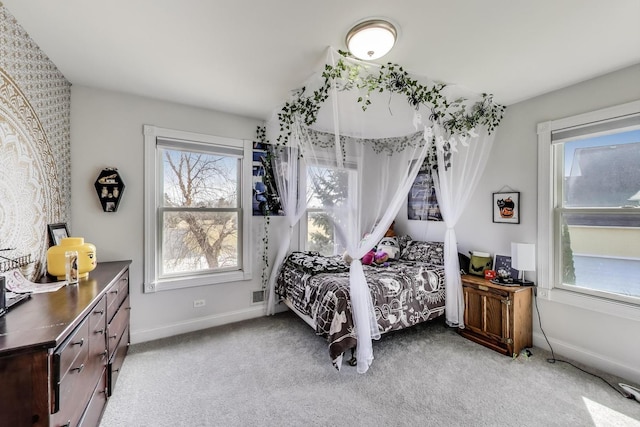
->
[[70, 86, 279, 343], [457, 63, 640, 384]]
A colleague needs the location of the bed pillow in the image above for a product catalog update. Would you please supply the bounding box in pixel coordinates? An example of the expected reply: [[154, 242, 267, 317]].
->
[[396, 234, 413, 254], [400, 240, 445, 265], [285, 251, 350, 274]]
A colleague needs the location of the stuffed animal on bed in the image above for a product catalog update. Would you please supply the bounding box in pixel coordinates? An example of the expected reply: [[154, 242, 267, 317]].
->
[[374, 250, 389, 265], [376, 236, 400, 260], [361, 250, 375, 265], [384, 221, 396, 237]]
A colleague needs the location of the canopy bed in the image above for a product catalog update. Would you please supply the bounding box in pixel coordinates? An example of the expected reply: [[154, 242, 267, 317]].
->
[[276, 236, 447, 369], [264, 48, 505, 373]]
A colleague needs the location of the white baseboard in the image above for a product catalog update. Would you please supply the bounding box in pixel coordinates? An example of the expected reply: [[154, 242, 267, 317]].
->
[[131, 304, 266, 344], [533, 331, 640, 384]]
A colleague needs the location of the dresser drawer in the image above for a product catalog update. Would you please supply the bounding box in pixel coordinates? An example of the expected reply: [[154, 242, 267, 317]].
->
[[107, 295, 130, 360], [106, 271, 129, 323], [87, 297, 108, 394], [54, 320, 90, 398], [78, 370, 108, 427], [52, 320, 90, 424], [52, 297, 108, 422], [108, 325, 130, 396], [89, 295, 107, 334], [89, 295, 107, 362]]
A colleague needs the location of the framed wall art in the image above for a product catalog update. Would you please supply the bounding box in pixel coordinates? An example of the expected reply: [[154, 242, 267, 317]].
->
[[407, 157, 442, 221], [252, 142, 283, 216], [493, 191, 520, 224], [47, 223, 69, 246]]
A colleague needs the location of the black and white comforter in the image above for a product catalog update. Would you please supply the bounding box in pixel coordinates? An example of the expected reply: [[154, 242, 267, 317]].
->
[[275, 251, 446, 369]]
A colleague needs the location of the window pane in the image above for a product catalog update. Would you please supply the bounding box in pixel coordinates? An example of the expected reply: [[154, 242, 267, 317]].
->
[[561, 212, 640, 298], [563, 130, 640, 208], [162, 211, 238, 275], [307, 165, 350, 209], [161, 148, 238, 208], [307, 211, 347, 256], [305, 164, 353, 256]]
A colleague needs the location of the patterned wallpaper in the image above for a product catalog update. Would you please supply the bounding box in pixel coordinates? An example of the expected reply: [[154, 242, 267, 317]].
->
[[0, 6, 71, 279]]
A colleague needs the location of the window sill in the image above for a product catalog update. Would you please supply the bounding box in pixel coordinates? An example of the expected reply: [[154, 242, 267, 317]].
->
[[541, 287, 640, 322], [145, 270, 252, 293]]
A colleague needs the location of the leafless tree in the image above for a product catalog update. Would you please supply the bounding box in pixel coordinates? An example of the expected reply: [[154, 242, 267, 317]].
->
[[163, 150, 238, 271]]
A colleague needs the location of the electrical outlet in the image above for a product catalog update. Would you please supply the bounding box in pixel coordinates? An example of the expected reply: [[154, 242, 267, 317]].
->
[[537, 289, 549, 298], [193, 299, 205, 308]]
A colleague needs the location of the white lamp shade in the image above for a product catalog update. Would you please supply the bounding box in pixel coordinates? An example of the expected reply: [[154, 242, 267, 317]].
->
[[346, 20, 396, 60], [511, 242, 536, 272]]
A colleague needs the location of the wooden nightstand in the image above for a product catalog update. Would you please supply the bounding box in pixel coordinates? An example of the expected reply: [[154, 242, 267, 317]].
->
[[458, 274, 533, 357]]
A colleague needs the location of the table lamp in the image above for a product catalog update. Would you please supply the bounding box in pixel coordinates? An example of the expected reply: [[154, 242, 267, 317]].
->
[[511, 242, 535, 285]]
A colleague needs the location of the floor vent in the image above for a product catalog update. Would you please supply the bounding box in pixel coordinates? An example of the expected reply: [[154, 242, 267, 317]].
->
[[252, 290, 265, 304]]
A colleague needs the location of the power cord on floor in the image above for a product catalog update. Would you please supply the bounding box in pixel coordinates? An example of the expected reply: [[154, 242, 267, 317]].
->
[[533, 288, 638, 403]]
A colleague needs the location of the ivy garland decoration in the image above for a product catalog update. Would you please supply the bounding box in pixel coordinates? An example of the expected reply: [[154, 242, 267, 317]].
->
[[260, 52, 507, 292], [275, 50, 506, 154], [256, 126, 271, 290]]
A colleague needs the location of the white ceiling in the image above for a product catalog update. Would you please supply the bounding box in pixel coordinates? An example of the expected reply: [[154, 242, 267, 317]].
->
[[3, 0, 640, 121]]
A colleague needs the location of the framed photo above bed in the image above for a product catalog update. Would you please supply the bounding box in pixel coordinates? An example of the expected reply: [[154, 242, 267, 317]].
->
[[493, 191, 520, 224], [407, 158, 442, 221]]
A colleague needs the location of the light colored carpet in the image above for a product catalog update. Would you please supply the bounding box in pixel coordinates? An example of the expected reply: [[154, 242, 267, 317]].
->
[[100, 311, 640, 427]]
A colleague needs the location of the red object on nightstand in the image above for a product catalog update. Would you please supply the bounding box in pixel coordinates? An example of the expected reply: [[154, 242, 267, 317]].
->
[[484, 269, 496, 280]]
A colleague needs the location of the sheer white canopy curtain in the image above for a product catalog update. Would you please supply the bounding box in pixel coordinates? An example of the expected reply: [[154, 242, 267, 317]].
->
[[432, 125, 496, 327], [265, 48, 504, 373]]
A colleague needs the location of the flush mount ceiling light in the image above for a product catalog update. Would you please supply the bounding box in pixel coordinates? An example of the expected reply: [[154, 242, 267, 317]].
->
[[345, 19, 397, 60]]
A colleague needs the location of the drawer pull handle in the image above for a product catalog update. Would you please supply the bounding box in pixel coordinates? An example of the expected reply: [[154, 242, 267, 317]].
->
[[62, 421, 71, 427], [478, 285, 489, 291], [110, 289, 118, 294], [113, 368, 120, 373], [94, 309, 105, 315], [103, 350, 108, 357], [72, 338, 84, 347], [96, 328, 104, 335], [110, 334, 118, 340], [71, 363, 85, 373]]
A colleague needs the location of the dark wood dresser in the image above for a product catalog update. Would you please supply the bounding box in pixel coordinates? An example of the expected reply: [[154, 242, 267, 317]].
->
[[0, 260, 131, 427]]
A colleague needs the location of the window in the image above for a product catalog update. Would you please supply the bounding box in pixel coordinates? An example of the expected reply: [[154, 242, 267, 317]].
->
[[301, 161, 357, 256], [143, 125, 252, 292], [538, 101, 640, 310]]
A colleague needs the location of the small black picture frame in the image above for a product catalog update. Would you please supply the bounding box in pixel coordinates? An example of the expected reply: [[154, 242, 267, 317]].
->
[[493, 191, 520, 224], [493, 254, 519, 280], [48, 223, 69, 246]]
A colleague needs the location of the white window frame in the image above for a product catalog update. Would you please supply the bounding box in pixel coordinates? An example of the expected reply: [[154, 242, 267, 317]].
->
[[537, 100, 640, 321], [143, 125, 253, 292]]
